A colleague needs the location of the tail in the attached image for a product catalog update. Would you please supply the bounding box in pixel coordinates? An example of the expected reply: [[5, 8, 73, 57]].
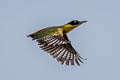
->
[[27, 34, 35, 40]]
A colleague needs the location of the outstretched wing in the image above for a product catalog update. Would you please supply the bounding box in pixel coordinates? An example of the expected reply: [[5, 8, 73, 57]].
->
[[32, 34, 85, 66]]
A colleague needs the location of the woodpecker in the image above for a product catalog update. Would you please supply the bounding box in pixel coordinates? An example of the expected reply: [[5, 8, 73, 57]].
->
[[27, 20, 87, 66]]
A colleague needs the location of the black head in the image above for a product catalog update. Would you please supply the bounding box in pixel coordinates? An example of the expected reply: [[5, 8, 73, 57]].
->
[[67, 20, 80, 25], [67, 20, 87, 25]]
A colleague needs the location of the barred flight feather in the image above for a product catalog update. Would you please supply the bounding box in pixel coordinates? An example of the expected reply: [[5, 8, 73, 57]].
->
[[31, 36, 84, 66]]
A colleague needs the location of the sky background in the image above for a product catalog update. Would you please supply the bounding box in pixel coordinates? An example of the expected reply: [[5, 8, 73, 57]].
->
[[0, 0, 120, 80]]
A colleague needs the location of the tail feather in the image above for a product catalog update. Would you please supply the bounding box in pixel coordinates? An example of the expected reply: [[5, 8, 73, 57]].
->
[[27, 34, 35, 40]]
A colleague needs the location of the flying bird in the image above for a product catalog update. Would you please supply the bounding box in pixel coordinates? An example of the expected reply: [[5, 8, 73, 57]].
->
[[27, 20, 87, 66]]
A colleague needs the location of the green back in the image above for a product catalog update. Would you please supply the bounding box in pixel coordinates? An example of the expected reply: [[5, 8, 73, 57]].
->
[[32, 26, 63, 39]]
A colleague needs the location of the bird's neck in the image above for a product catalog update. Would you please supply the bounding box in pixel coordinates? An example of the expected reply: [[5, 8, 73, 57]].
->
[[63, 24, 76, 33]]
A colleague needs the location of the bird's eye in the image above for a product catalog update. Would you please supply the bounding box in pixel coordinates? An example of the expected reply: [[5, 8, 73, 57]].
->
[[68, 20, 79, 25]]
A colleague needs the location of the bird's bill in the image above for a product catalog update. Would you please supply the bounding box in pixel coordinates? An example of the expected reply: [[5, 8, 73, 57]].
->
[[79, 21, 88, 24]]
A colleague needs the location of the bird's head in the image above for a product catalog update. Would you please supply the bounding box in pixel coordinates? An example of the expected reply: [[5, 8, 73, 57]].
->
[[63, 20, 87, 33]]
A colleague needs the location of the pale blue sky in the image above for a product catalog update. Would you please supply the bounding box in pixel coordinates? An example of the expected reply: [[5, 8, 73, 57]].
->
[[0, 0, 120, 80]]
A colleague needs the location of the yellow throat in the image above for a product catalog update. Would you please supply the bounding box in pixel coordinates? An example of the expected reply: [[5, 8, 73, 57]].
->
[[63, 24, 77, 33]]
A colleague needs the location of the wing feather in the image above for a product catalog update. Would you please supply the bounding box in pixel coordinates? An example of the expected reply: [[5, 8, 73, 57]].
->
[[29, 35, 85, 66]]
